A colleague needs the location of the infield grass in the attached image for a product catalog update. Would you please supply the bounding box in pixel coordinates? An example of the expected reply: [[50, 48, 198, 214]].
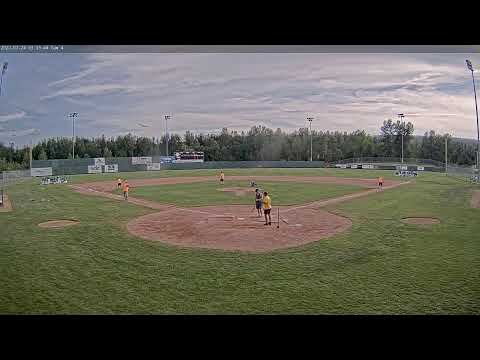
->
[[1, 168, 479, 314], [115, 181, 364, 207]]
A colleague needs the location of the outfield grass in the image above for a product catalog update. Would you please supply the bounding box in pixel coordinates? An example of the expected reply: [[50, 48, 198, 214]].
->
[[67, 167, 404, 184], [1, 169, 479, 314], [116, 181, 364, 207]]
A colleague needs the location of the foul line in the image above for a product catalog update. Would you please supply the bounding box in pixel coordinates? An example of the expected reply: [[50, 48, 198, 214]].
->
[[282, 181, 411, 214]]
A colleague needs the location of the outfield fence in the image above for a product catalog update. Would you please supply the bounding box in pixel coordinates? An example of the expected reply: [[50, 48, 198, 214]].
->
[[32, 157, 327, 175], [28, 155, 479, 181], [333, 157, 446, 167], [446, 164, 479, 183]]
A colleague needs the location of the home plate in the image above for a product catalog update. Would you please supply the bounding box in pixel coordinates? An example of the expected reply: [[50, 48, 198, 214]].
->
[[237, 217, 245, 220]]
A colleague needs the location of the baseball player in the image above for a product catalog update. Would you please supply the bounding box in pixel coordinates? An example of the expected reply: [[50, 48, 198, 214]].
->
[[378, 176, 384, 191], [123, 180, 130, 200], [263, 191, 272, 226], [254, 188, 263, 217]]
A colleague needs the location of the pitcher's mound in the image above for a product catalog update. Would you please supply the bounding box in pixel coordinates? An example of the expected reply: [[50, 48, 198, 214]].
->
[[127, 205, 352, 252], [401, 217, 440, 225], [38, 220, 80, 228]]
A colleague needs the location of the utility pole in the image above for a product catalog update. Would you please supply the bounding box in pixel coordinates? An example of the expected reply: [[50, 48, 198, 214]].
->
[[307, 117, 313, 162]]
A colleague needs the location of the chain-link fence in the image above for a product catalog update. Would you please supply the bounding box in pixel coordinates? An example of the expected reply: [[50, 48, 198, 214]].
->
[[446, 164, 479, 183], [334, 157, 446, 167], [0, 169, 31, 208]]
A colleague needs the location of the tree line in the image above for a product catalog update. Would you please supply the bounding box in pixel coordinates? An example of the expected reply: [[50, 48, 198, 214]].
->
[[1, 120, 478, 171]]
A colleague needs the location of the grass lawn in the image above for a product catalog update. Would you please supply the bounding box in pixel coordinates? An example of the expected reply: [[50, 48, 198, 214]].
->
[[115, 181, 364, 207], [1, 169, 479, 314], [67, 167, 405, 184]]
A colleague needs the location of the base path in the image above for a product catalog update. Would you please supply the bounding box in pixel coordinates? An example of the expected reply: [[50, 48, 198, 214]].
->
[[71, 175, 409, 252]]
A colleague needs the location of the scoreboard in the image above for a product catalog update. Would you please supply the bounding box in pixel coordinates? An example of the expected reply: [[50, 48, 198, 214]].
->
[[174, 151, 204, 163]]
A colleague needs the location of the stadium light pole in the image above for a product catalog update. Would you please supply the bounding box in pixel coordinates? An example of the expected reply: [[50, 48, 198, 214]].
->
[[466, 59, 480, 175], [0, 62, 8, 97], [445, 135, 448, 175], [398, 113, 405, 164], [307, 117, 313, 162], [68, 112, 79, 159], [164, 115, 171, 156]]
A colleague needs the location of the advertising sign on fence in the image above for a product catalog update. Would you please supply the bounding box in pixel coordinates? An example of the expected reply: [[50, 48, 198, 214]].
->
[[362, 164, 375, 169], [147, 163, 161, 171], [417, 166, 425, 171], [31, 167, 53, 177], [88, 165, 103, 174], [350, 164, 359, 169], [94, 158, 106, 166], [335, 164, 347, 169], [159, 156, 175, 163], [103, 164, 118, 173], [132, 157, 152, 165]]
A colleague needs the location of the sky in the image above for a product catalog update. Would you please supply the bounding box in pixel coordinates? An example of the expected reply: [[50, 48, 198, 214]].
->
[[1, 50, 479, 147]]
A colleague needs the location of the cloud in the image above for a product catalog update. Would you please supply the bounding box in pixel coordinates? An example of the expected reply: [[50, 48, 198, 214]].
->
[[41, 83, 132, 100], [0, 111, 27, 123], [1, 128, 39, 138], [48, 66, 99, 87], [7, 51, 480, 145]]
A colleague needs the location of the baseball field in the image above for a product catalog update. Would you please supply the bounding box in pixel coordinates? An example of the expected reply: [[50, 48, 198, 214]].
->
[[1, 168, 479, 314]]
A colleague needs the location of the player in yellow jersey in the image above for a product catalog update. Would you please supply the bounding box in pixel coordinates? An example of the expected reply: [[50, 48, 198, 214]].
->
[[262, 191, 272, 226], [220, 170, 225, 185]]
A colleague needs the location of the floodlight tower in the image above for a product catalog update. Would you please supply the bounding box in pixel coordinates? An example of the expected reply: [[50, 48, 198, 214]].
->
[[68, 112, 79, 159], [307, 117, 314, 162], [0, 62, 8, 97], [466, 59, 480, 175], [398, 113, 406, 164], [164, 115, 171, 156]]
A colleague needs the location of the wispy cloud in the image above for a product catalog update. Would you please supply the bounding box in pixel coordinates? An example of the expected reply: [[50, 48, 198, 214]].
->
[[48, 66, 99, 87], [0, 111, 27, 123], [1, 128, 39, 138], [41, 83, 132, 100]]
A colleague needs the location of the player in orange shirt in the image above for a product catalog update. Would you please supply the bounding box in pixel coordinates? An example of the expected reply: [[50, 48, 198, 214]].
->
[[123, 180, 130, 200], [378, 176, 384, 191], [219, 170, 225, 185]]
